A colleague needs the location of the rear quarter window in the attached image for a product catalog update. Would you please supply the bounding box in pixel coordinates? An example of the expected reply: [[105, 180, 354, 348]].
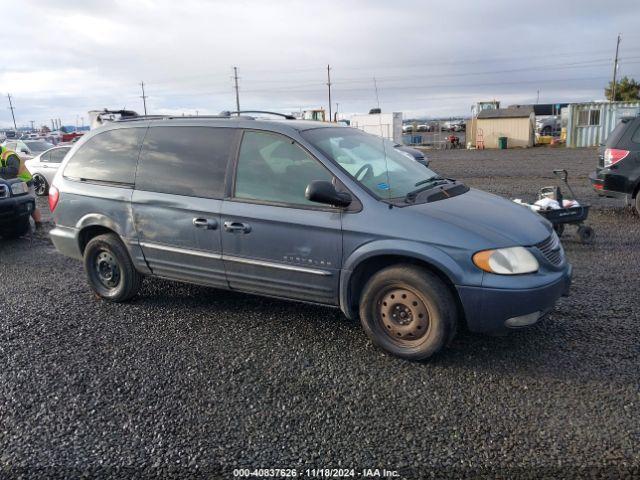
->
[[63, 128, 146, 185], [135, 126, 236, 199], [605, 118, 636, 148]]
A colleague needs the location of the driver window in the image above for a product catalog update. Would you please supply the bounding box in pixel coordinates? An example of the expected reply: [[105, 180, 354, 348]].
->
[[234, 131, 333, 206]]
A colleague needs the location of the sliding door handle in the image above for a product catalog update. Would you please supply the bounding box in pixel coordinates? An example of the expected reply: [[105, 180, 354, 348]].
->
[[223, 221, 251, 234], [192, 218, 218, 230]]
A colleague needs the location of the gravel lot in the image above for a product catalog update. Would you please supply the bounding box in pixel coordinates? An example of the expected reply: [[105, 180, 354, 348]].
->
[[1, 147, 639, 479]]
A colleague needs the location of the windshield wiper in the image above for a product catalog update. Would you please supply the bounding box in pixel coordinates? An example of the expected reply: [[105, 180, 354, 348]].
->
[[405, 176, 452, 203], [414, 175, 444, 187]]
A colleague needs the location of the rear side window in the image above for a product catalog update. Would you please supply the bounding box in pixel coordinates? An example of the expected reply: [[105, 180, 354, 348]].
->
[[630, 121, 640, 144], [64, 128, 145, 185], [606, 119, 634, 147], [39, 150, 52, 162], [135, 126, 235, 199], [50, 147, 70, 163]]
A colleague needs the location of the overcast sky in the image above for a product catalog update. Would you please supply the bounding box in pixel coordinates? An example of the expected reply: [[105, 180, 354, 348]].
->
[[2, 0, 640, 128]]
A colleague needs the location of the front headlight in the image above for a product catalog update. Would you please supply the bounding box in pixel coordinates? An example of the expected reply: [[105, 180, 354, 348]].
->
[[473, 246, 539, 275], [10, 181, 29, 196]]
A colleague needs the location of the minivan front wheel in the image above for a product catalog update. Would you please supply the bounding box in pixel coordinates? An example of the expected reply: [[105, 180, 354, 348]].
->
[[84, 233, 142, 302], [359, 265, 457, 360]]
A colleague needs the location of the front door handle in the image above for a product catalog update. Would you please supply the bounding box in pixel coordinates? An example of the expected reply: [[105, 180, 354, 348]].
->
[[192, 217, 218, 230], [223, 221, 251, 234]]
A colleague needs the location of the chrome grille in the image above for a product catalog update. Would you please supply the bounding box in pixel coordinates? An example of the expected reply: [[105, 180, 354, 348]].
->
[[0, 185, 8, 199], [536, 234, 563, 266]]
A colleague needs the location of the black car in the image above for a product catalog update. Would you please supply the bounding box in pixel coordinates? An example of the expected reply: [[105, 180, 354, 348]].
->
[[589, 117, 640, 215], [0, 178, 35, 238]]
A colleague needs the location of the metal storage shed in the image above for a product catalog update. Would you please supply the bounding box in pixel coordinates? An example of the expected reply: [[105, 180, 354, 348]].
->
[[476, 107, 535, 148], [565, 101, 640, 148]]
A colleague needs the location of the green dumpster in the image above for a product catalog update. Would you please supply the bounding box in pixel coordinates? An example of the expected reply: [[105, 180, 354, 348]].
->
[[498, 136, 508, 149]]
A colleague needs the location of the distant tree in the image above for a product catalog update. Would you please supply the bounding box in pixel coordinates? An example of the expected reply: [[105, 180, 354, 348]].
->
[[605, 76, 640, 101]]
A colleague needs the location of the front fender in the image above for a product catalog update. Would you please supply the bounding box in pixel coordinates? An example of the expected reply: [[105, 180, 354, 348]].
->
[[339, 239, 479, 318]]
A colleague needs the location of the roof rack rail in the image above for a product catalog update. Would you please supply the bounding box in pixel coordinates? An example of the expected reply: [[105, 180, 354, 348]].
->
[[117, 114, 229, 123], [219, 110, 296, 120]]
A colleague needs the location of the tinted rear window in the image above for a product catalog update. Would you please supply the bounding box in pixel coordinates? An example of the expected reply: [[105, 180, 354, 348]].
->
[[135, 126, 235, 199], [605, 119, 635, 147], [64, 128, 145, 185]]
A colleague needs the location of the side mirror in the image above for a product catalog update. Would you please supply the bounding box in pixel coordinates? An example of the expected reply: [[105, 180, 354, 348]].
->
[[305, 180, 352, 208]]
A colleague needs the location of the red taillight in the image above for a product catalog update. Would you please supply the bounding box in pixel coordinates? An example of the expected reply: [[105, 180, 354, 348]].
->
[[603, 148, 629, 167], [48, 184, 59, 212], [594, 183, 604, 190]]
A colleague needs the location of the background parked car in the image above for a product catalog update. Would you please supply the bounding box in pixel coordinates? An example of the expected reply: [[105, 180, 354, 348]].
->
[[589, 116, 640, 215], [536, 116, 561, 136], [393, 143, 429, 167], [2, 139, 55, 160], [24, 145, 71, 195]]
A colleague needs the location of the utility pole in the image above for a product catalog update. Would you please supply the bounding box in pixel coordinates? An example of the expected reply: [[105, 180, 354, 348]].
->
[[30, 120, 35, 131], [373, 76, 380, 109], [335, 102, 339, 122], [611, 34, 622, 102], [536, 89, 540, 104], [327, 64, 332, 122], [7, 94, 17, 130], [140, 81, 148, 115], [233, 67, 241, 115]]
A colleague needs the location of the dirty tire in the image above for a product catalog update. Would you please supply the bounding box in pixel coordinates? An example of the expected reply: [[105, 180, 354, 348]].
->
[[577, 225, 595, 244], [84, 233, 142, 302], [359, 265, 457, 360], [635, 193, 640, 216], [0, 217, 30, 239]]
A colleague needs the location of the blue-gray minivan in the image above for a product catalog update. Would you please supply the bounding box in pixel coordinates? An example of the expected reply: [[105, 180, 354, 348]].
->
[[49, 115, 571, 360]]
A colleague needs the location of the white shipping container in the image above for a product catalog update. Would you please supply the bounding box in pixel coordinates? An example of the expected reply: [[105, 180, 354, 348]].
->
[[350, 112, 403, 144]]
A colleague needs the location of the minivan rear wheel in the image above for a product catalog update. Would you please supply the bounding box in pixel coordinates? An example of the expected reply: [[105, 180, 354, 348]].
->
[[359, 265, 457, 360], [84, 233, 142, 302], [635, 193, 640, 216]]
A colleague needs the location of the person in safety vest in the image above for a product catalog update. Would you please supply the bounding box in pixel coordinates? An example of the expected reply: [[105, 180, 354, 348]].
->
[[0, 145, 43, 228]]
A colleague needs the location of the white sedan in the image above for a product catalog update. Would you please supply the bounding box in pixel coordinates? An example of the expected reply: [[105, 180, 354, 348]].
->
[[24, 145, 71, 196]]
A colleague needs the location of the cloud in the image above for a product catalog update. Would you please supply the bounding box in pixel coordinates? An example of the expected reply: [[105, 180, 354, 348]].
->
[[1, 0, 639, 127]]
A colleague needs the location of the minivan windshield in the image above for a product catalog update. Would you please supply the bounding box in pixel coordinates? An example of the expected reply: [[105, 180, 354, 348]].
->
[[301, 127, 440, 199]]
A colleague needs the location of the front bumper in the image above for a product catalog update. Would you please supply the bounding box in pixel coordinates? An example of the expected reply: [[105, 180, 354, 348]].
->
[[456, 264, 572, 334], [0, 194, 35, 227]]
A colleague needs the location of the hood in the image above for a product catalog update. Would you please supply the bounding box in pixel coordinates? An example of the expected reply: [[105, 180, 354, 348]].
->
[[406, 188, 551, 247]]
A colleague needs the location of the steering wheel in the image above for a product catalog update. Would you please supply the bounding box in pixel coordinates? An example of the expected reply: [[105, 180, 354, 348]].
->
[[354, 163, 373, 181]]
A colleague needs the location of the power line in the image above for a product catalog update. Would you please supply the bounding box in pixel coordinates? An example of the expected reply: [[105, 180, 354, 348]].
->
[[145, 56, 640, 98]]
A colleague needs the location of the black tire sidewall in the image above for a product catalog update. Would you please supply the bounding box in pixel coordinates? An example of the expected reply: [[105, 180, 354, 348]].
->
[[359, 265, 456, 360], [83, 234, 140, 302]]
